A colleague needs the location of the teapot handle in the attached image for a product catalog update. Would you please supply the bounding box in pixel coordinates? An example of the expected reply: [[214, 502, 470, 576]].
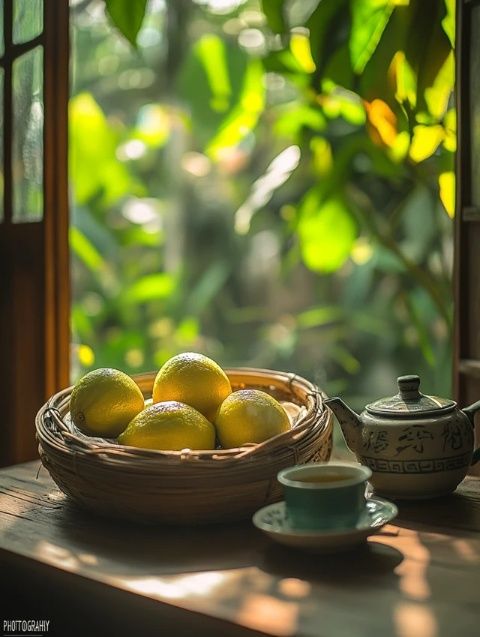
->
[[461, 400, 480, 465]]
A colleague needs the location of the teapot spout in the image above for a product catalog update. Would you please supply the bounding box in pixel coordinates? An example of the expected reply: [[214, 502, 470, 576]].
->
[[324, 397, 362, 454]]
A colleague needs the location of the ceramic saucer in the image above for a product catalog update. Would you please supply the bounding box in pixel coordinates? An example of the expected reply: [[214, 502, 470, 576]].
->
[[252, 497, 398, 553]]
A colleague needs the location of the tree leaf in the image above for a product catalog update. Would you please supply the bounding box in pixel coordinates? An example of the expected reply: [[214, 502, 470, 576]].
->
[[290, 32, 316, 73], [122, 274, 175, 304], [105, 0, 148, 48], [187, 261, 231, 315], [274, 104, 326, 139], [439, 171, 455, 217], [177, 38, 248, 146], [69, 93, 141, 205], [298, 192, 357, 273], [195, 35, 231, 112], [391, 50, 417, 109], [409, 124, 444, 163], [69, 227, 104, 272], [402, 0, 451, 119], [323, 45, 354, 90], [441, 0, 455, 47], [365, 99, 398, 148], [306, 0, 348, 69], [350, 0, 394, 74], [424, 50, 454, 121], [206, 61, 265, 160], [262, 0, 286, 34], [297, 306, 343, 329]]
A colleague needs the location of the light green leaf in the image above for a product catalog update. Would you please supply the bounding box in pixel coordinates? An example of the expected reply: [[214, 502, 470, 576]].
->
[[414, 3, 453, 121], [187, 261, 231, 315], [310, 137, 332, 176], [392, 50, 417, 109], [69, 93, 141, 205], [177, 38, 248, 147], [175, 317, 200, 344], [441, 0, 455, 47], [134, 105, 170, 147], [274, 104, 326, 138], [71, 305, 93, 339], [195, 35, 231, 112], [290, 31, 316, 74], [297, 306, 342, 329], [123, 274, 175, 304], [69, 226, 104, 272], [443, 108, 456, 152], [439, 171, 455, 218], [331, 345, 361, 374], [105, 0, 148, 47], [409, 124, 444, 163], [424, 50, 454, 121], [350, 0, 395, 74], [322, 88, 366, 125], [298, 193, 357, 273], [207, 61, 265, 160]]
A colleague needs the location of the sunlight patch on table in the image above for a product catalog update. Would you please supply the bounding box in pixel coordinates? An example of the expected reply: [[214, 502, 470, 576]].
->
[[278, 578, 311, 599], [451, 538, 479, 562], [394, 531, 431, 601], [394, 602, 437, 637], [126, 571, 234, 600], [36, 540, 80, 571], [236, 594, 298, 636]]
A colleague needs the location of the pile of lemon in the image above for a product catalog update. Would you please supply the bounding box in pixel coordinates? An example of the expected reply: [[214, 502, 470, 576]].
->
[[69, 353, 291, 451]]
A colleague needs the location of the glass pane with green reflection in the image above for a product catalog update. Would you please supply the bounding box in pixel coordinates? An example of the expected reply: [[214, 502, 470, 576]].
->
[[0, 7, 4, 57], [0, 69, 3, 222], [12, 46, 43, 222], [471, 5, 480, 210], [13, 0, 43, 45]]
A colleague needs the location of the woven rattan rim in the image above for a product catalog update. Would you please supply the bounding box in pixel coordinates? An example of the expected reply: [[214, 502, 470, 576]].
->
[[36, 367, 328, 467]]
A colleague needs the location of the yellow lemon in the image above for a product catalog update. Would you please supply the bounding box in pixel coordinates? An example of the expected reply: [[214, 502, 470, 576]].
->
[[118, 401, 215, 451], [70, 368, 144, 437], [214, 389, 290, 448], [152, 352, 231, 421]]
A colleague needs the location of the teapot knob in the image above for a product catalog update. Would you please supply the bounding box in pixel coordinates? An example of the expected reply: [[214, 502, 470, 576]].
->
[[397, 375, 421, 401]]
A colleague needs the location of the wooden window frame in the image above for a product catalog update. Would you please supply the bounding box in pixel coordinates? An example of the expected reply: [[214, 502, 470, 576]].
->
[[455, 0, 480, 474], [0, 1, 69, 466], [0, 0, 476, 465], [455, 0, 480, 399]]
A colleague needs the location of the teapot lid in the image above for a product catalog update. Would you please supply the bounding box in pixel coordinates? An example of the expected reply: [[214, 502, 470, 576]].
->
[[366, 375, 455, 417]]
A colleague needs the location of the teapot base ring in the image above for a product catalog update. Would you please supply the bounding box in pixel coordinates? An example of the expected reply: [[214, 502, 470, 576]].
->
[[360, 458, 469, 501]]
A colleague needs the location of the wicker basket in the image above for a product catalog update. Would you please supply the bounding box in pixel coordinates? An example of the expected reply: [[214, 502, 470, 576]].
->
[[36, 367, 333, 525]]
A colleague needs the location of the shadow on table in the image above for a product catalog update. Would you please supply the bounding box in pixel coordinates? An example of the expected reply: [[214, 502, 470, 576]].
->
[[395, 488, 480, 534], [260, 537, 404, 587], [48, 499, 270, 575]]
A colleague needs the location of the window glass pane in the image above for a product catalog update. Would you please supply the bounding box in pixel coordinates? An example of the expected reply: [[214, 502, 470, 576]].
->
[[470, 5, 480, 210], [0, 69, 3, 222], [0, 8, 4, 57], [12, 46, 43, 222], [13, 0, 43, 45]]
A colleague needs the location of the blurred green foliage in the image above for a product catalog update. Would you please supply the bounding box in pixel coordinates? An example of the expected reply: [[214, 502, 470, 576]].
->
[[70, 0, 454, 409]]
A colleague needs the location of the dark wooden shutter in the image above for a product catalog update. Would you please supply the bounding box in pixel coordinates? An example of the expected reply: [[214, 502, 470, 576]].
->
[[0, 1, 69, 466], [455, 0, 480, 471]]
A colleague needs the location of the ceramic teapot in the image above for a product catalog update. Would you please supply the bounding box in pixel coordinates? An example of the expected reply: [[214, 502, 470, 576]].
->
[[325, 375, 480, 499]]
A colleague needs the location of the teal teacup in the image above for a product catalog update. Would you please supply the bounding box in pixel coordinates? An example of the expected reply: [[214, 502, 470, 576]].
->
[[277, 462, 372, 531]]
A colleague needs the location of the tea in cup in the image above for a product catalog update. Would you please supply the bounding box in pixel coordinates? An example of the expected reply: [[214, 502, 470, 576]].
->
[[277, 462, 372, 530]]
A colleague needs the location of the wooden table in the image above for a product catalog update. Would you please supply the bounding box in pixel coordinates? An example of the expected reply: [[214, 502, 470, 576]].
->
[[1, 461, 480, 637]]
